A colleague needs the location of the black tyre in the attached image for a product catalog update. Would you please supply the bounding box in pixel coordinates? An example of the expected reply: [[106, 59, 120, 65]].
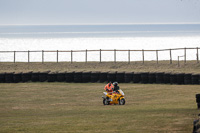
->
[[65, 71, 74, 82], [5, 72, 14, 83], [197, 103, 200, 109], [0, 73, 5, 83], [124, 72, 133, 83], [39, 71, 49, 82], [177, 73, 185, 84], [107, 72, 116, 83], [74, 72, 82, 83], [141, 72, 149, 84], [82, 71, 91, 83], [133, 72, 141, 83], [91, 71, 100, 83], [22, 71, 32, 82], [57, 72, 66, 82], [116, 71, 125, 83], [48, 72, 57, 82], [148, 73, 156, 84], [100, 72, 108, 83], [13, 72, 22, 83], [156, 72, 164, 84], [119, 98, 125, 105], [164, 73, 171, 84], [196, 98, 200, 103], [103, 99, 109, 105], [170, 73, 177, 84], [31, 72, 40, 82], [196, 94, 200, 99], [192, 74, 200, 84], [184, 73, 192, 84]]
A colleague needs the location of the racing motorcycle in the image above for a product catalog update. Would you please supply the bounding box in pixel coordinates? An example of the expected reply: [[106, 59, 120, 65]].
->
[[102, 89, 125, 105]]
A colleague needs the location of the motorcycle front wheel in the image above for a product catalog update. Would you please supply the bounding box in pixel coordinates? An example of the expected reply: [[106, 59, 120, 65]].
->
[[119, 98, 125, 105]]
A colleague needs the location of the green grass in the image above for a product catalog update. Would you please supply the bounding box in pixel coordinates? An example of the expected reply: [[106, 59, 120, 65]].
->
[[0, 83, 199, 133]]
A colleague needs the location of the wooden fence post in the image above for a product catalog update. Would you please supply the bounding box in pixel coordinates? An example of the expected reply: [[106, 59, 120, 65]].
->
[[57, 50, 59, 63], [128, 50, 130, 64], [85, 49, 87, 63], [28, 50, 30, 63], [156, 50, 158, 64], [142, 49, 144, 64], [178, 56, 180, 67], [170, 49, 172, 64], [100, 49, 102, 63], [71, 50, 73, 63], [184, 47, 186, 64], [42, 50, 44, 63], [197, 47, 199, 63], [14, 51, 16, 63], [114, 49, 116, 63], [99, 49, 101, 63]]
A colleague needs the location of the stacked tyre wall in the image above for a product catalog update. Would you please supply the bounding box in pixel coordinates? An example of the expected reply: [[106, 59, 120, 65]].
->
[[196, 94, 200, 109], [1, 71, 200, 84]]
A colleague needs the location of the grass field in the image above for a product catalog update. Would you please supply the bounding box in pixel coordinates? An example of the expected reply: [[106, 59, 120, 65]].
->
[[1, 61, 200, 73], [0, 83, 199, 133]]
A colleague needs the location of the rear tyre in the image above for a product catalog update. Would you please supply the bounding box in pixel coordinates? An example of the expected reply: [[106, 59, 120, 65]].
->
[[119, 98, 125, 105], [103, 99, 109, 105]]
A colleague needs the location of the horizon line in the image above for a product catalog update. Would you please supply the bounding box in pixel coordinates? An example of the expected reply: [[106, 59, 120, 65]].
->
[[1, 22, 200, 26]]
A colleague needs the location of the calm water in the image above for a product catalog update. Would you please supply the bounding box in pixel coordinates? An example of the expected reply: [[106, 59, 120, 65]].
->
[[0, 24, 200, 62]]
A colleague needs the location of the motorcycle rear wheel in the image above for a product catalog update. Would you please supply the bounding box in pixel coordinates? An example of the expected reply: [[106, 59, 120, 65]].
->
[[103, 99, 109, 105]]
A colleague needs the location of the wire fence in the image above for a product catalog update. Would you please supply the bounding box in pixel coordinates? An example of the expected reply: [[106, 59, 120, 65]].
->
[[0, 47, 199, 64]]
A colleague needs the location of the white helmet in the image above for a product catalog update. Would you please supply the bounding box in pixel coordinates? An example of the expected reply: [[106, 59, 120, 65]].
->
[[113, 82, 118, 86]]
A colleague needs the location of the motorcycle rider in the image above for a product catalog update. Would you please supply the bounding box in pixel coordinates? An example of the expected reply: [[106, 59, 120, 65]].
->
[[113, 82, 120, 93], [104, 82, 114, 95]]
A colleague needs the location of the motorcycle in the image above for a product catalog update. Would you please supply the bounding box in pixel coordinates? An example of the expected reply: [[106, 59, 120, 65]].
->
[[102, 89, 125, 105]]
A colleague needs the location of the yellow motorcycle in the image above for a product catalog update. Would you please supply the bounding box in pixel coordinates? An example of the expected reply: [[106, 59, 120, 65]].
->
[[102, 89, 125, 105]]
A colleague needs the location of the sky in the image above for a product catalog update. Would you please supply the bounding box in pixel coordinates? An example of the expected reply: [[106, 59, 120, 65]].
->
[[0, 0, 200, 25]]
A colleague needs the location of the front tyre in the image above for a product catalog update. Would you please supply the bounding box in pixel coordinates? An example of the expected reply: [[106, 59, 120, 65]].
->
[[119, 98, 125, 105]]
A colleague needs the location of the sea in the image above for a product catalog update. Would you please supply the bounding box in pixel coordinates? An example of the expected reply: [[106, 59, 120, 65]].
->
[[0, 24, 200, 62]]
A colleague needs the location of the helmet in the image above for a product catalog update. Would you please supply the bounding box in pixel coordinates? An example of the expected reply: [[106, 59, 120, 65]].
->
[[113, 82, 118, 86]]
